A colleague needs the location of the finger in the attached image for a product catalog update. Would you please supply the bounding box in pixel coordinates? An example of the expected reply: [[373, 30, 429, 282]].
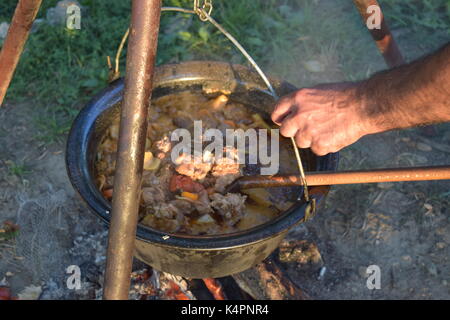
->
[[279, 114, 300, 138], [310, 145, 329, 156], [310, 139, 330, 156], [271, 94, 296, 125], [294, 131, 312, 149]]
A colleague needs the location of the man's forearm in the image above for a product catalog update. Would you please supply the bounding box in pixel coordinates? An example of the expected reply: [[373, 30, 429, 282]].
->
[[271, 42, 450, 156], [358, 42, 450, 134]]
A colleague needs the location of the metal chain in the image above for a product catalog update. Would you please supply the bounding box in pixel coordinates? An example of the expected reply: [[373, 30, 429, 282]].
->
[[193, 0, 213, 21]]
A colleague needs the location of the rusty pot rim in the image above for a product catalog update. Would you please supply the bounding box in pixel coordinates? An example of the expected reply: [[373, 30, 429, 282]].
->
[[66, 61, 339, 250]]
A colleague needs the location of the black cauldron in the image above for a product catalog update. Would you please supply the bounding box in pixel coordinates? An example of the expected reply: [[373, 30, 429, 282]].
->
[[66, 61, 338, 278]]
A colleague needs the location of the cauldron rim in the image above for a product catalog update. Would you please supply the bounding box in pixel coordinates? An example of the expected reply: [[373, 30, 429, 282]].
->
[[66, 61, 339, 250]]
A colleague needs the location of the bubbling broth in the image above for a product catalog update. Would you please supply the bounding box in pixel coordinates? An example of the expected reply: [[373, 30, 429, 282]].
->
[[95, 91, 302, 235]]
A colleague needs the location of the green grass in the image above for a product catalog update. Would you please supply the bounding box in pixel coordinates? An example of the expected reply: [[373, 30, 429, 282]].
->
[[5, 160, 30, 178], [382, 0, 450, 57], [383, 0, 450, 31], [0, 0, 448, 144]]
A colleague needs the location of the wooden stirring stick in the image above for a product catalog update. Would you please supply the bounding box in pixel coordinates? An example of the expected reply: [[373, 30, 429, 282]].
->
[[226, 165, 450, 193]]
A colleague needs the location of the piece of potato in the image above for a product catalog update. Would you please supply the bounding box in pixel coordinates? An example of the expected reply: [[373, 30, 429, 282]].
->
[[110, 123, 120, 139], [143, 152, 161, 171], [196, 214, 215, 224], [210, 94, 228, 109], [242, 188, 272, 207], [237, 204, 277, 230]]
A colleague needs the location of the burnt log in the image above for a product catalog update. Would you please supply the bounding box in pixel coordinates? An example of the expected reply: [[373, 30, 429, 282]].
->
[[232, 256, 309, 300]]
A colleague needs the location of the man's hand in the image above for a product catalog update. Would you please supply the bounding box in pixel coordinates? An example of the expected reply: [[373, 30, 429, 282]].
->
[[271, 83, 371, 156], [272, 42, 450, 156]]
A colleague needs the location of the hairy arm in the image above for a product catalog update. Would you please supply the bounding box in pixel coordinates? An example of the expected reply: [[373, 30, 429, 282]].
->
[[360, 42, 450, 133], [271, 42, 450, 156]]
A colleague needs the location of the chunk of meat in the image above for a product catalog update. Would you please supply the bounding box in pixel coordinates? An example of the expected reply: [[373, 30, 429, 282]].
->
[[211, 159, 240, 177], [178, 190, 213, 215], [97, 153, 116, 175], [99, 137, 117, 154], [194, 189, 213, 215], [169, 174, 213, 215], [210, 193, 247, 226], [222, 103, 252, 123], [141, 203, 184, 233], [141, 192, 195, 233], [141, 186, 166, 207], [214, 173, 241, 194], [174, 153, 213, 181], [157, 218, 181, 233], [170, 199, 195, 215], [149, 115, 175, 140], [172, 116, 192, 129], [141, 167, 173, 206], [157, 163, 174, 194], [153, 203, 179, 219], [142, 171, 157, 186], [170, 174, 205, 193], [155, 135, 172, 159], [211, 150, 242, 193]]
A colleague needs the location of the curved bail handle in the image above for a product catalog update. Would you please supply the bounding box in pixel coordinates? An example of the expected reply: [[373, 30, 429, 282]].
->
[[304, 197, 317, 222]]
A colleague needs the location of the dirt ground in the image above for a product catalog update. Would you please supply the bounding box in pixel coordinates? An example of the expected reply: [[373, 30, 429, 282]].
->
[[0, 102, 108, 299], [282, 126, 450, 299], [1, 3, 449, 300], [1, 90, 449, 300]]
